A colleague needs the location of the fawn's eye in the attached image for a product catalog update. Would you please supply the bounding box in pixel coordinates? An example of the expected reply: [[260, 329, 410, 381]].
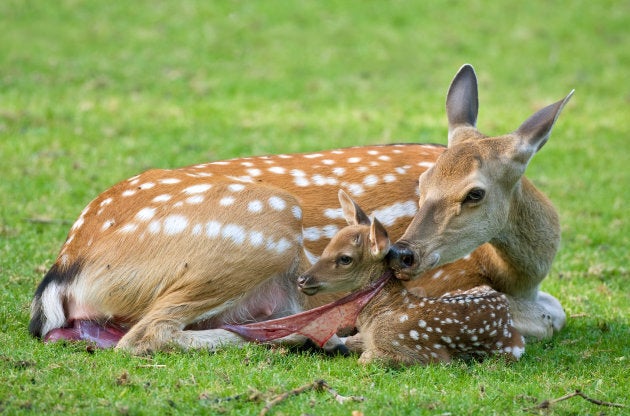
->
[[463, 188, 486, 204], [337, 255, 353, 266]]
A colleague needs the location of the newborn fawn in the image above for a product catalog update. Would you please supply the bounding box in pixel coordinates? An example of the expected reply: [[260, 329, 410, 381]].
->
[[298, 190, 525, 366]]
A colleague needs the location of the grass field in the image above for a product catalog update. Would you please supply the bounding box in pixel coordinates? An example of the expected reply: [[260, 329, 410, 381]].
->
[[1, 1, 628, 414]]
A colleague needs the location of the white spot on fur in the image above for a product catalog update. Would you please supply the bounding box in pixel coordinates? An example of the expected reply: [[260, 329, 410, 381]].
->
[[312, 174, 338, 186], [432, 270, 444, 279], [322, 159, 335, 165], [186, 195, 204, 204], [136, 207, 156, 221], [268, 196, 286, 211], [119, 223, 138, 233], [418, 320, 427, 328], [304, 153, 323, 159], [347, 183, 364, 196], [268, 166, 286, 174], [228, 184, 246, 192], [101, 220, 115, 231], [383, 174, 396, 183], [100, 198, 113, 207], [418, 162, 435, 169], [294, 176, 310, 187], [409, 330, 420, 340], [248, 200, 263, 213], [348, 157, 361, 163], [225, 175, 254, 183], [303, 227, 321, 242], [205, 221, 221, 237], [378, 155, 391, 161], [159, 178, 181, 184], [291, 169, 309, 187], [147, 221, 162, 234], [249, 231, 264, 247], [183, 184, 212, 194], [153, 194, 172, 202], [220, 196, 235, 206], [246, 168, 262, 177], [322, 224, 339, 238], [323, 207, 344, 220], [122, 189, 136, 197], [71, 217, 84, 231], [139, 182, 155, 190], [292, 206, 302, 220], [363, 174, 379, 187], [371, 200, 418, 226], [222, 224, 246, 245], [332, 167, 346, 176], [269, 237, 292, 254], [163, 215, 188, 235], [399, 314, 409, 323]]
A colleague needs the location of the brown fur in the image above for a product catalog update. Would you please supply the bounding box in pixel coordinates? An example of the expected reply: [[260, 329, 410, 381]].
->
[[298, 191, 525, 366], [30, 65, 570, 353]]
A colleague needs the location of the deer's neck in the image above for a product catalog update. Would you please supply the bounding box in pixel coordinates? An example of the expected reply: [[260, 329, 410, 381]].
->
[[487, 178, 560, 297], [356, 278, 406, 328]]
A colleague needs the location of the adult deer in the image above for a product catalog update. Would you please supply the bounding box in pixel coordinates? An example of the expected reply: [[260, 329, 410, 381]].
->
[[387, 65, 572, 339], [29, 64, 570, 353], [297, 190, 525, 366]]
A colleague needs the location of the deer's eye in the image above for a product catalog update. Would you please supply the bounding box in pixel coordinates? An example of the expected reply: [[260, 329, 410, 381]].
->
[[463, 188, 486, 204], [337, 255, 353, 266]]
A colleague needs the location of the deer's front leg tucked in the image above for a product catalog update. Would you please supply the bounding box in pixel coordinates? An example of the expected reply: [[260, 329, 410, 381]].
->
[[507, 291, 566, 340]]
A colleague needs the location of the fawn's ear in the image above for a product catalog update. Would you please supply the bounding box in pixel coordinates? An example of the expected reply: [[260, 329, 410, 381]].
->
[[446, 64, 479, 146], [511, 90, 574, 164], [369, 217, 390, 259], [338, 189, 371, 226]]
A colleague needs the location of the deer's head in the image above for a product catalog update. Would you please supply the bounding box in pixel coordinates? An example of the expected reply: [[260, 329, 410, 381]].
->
[[298, 190, 390, 295], [388, 64, 573, 281]]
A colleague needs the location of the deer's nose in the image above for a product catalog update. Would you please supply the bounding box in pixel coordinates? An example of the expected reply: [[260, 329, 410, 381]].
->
[[297, 274, 310, 287], [297, 274, 321, 295], [387, 243, 417, 270]]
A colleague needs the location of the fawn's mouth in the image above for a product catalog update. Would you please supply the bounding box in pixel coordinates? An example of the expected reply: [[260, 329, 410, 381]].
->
[[299, 286, 320, 296]]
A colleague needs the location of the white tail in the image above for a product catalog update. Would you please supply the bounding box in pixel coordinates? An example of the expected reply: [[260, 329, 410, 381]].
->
[[298, 190, 525, 366], [29, 64, 570, 353]]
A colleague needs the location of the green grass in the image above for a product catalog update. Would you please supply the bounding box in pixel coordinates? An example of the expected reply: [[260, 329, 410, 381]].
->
[[1, 0, 628, 414]]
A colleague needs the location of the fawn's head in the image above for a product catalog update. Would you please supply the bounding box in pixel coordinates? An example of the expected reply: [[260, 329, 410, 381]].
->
[[388, 64, 573, 280], [298, 190, 391, 295]]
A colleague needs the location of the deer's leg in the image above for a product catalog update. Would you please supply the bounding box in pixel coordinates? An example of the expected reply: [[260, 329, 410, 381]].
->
[[506, 292, 565, 340], [536, 291, 566, 333], [344, 333, 364, 353], [115, 294, 223, 354]]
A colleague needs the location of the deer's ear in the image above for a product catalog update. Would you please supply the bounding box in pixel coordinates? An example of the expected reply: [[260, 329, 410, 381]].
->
[[369, 218, 390, 259], [512, 90, 574, 164], [338, 189, 371, 226], [446, 64, 479, 146]]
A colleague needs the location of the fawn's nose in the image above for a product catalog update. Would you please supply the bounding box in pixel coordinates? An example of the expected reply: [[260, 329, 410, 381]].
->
[[297, 274, 321, 295], [296, 274, 309, 287]]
